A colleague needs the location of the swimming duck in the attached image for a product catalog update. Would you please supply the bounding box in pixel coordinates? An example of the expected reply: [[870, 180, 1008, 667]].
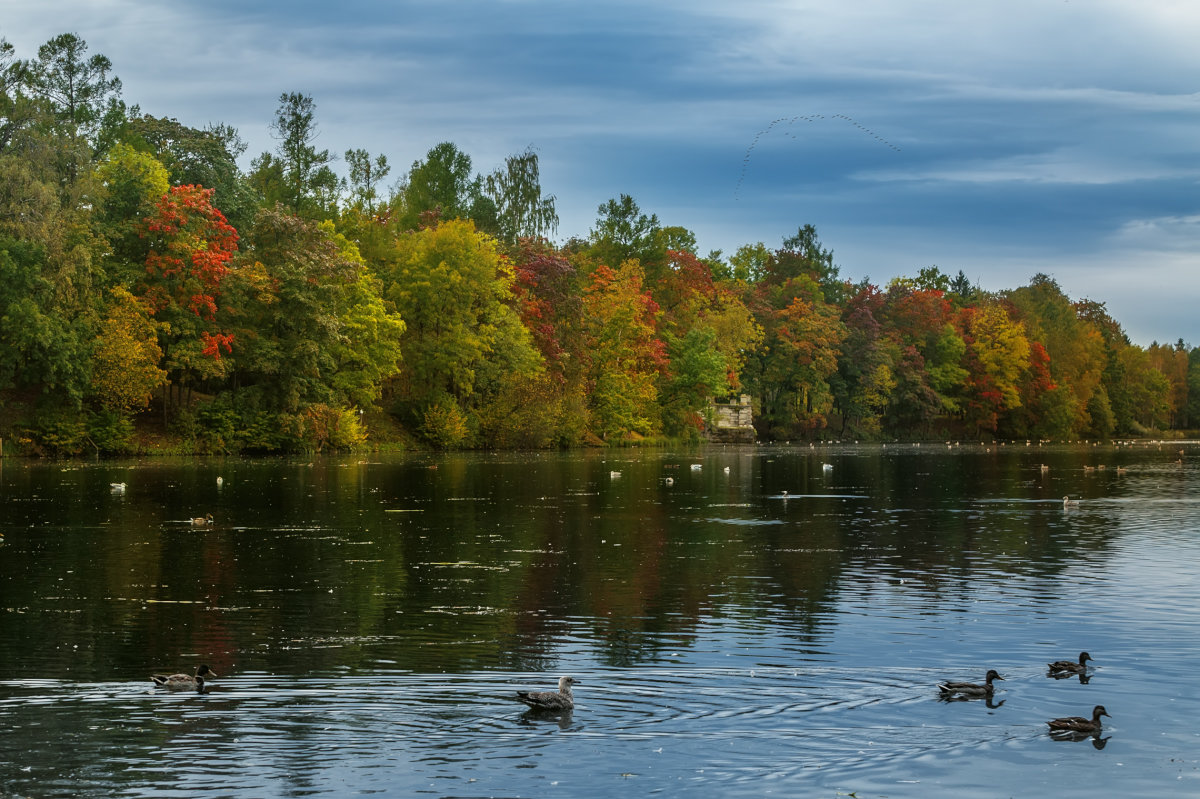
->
[[152, 664, 217, 691], [1048, 705, 1109, 733], [516, 675, 578, 711], [191, 513, 214, 526], [1063, 496, 1080, 508], [1048, 651, 1093, 674], [938, 669, 1004, 698]]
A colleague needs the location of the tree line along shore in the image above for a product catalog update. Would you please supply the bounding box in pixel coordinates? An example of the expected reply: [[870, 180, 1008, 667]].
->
[[1, 33, 1196, 456]]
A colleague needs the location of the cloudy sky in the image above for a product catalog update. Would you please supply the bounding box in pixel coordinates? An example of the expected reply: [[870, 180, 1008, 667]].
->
[[5, 1, 1199, 345]]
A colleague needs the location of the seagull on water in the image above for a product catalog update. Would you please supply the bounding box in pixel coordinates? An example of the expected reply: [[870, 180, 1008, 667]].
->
[[516, 675, 578, 711]]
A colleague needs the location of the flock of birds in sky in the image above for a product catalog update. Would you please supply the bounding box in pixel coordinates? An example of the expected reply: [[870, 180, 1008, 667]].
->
[[735, 113, 902, 199]]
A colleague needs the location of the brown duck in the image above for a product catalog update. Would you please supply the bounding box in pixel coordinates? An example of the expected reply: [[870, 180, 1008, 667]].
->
[[938, 669, 1004, 698], [1048, 705, 1109, 733], [1048, 651, 1093, 674]]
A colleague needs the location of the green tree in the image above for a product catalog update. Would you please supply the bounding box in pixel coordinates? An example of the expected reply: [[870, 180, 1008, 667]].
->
[[22, 32, 122, 179], [775, 224, 843, 304], [588, 194, 665, 274], [1187, 346, 1200, 430], [378, 218, 542, 444], [225, 210, 404, 413], [259, 92, 339, 217], [1008, 274, 1104, 435], [0, 235, 93, 403], [653, 248, 761, 435], [345, 147, 390, 213], [728, 242, 770, 283], [1145, 340, 1187, 429], [1, 37, 39, 154], [395, 142, 487, 231], [95, 141, 169, 266], [484, 146, 558, 244]]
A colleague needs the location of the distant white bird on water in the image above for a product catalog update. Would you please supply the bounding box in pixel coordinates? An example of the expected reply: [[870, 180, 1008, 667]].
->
[[516, 675, 578, 711], [110, 482, 127, 493], [216, 476, 224, 487], [1063, 496, 1080, 508]]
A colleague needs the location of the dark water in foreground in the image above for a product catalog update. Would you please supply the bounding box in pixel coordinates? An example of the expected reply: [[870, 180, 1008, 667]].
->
[[1, 443, 1198, 797]]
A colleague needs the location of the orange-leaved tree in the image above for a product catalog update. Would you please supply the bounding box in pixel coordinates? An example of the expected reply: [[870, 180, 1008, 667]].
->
[[139, 184, 238, 414], [582, 259, 667, 440]]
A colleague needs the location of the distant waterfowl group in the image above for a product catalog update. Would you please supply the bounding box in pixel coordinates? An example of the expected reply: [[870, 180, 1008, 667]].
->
[[146, 654, 1107, 743], [934, 652, 1107, 740]]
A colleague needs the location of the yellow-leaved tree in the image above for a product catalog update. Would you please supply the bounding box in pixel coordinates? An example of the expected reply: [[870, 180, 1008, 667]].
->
[[90, 287, 166, 412]]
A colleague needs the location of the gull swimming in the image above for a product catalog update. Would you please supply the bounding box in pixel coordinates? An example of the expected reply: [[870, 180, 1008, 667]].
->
[[516, 675, 578, 711]]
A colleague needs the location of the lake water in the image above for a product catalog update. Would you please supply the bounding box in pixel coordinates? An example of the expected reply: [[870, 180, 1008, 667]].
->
[[1, 443, 1198, 797]]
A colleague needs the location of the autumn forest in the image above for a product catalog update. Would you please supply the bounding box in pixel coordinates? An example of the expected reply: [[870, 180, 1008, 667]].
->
[[1, 33, 1197, 456]]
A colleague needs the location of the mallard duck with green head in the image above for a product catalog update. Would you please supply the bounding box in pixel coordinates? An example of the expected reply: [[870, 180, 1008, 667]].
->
[[152, 664, 217, 691]]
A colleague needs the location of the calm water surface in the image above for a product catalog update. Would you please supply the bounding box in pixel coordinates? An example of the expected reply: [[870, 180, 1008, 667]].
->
[[1, 443, 1198, 797]]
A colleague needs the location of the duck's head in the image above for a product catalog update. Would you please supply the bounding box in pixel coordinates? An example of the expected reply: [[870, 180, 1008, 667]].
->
[[1093, 705, 1110, 719], [558, 675, 578, 691], [1079, 651, 1093, 665], [196, 664, 218, 678], [985, 669, 1004, 681]]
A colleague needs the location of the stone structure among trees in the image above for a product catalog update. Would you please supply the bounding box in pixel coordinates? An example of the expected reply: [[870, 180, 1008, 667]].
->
[[707, 395, 755, 443]]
